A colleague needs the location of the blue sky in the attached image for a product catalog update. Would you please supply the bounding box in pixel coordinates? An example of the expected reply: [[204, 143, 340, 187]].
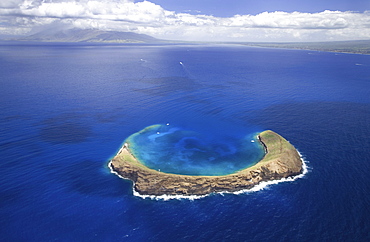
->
[[1, 0, 370, 42]]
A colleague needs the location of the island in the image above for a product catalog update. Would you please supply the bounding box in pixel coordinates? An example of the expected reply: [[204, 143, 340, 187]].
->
[[109, 130, 303, 196]]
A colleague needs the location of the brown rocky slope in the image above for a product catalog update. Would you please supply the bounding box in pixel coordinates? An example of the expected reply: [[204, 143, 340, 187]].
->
[[110, 130, 303, 196]]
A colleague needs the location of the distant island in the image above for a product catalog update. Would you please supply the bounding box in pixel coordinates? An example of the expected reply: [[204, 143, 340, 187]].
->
[[2, 28, 369, 55], [5, 28, 161, 43], [233, 40, 370, 55], [110, 130, 303, 196]]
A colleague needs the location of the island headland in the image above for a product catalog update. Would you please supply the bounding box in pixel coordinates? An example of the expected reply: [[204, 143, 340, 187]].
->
[[110, 130, 303, 196]]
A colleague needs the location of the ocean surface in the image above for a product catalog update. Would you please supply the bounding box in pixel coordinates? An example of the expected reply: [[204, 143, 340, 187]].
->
[[0, 43, 369, 241]]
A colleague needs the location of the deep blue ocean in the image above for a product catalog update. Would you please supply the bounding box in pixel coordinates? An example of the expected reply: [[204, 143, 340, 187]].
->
[[0, 43, 369, 241]]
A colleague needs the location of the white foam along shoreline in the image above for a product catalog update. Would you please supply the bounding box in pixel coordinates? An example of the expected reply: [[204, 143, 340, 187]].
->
[[108, 149, 309, 201]]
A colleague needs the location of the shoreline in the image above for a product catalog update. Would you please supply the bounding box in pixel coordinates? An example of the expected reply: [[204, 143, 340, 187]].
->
[[110, 130, 304, 197], [109, 154, 308, 201]]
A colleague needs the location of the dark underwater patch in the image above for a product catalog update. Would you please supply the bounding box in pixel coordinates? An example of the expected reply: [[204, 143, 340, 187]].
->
[[39, 113, 93, 144], [203, 107, 224, 115], [40, 123, 92, 144], [94, 110, 124, 123]]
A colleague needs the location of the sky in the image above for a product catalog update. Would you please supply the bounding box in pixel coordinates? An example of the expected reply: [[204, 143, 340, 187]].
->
[[0, 0, 370, 42]]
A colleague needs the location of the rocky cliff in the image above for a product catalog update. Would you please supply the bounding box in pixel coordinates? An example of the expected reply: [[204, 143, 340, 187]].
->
[[110, 130, 303, 196]]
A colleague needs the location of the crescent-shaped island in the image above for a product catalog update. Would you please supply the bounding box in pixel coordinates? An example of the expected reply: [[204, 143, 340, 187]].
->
[[110, 130, 303, 196]]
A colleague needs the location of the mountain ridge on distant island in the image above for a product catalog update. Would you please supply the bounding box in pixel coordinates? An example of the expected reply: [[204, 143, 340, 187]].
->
[[2, 29, 369, 54], [13, 28, 161, 43]]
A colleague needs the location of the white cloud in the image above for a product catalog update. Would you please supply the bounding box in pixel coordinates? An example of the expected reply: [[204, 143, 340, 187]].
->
[[226, 11, 352, 29], [1, 0, 370, 41]]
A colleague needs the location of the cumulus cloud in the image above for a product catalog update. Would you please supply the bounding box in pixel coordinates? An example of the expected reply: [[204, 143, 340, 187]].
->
[[226, 11, 351, 29], [1, 0, 370, 41], [0, 0, 24, 9]]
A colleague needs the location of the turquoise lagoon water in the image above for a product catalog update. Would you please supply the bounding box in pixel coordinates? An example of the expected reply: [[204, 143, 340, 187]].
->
[[126, 124, 265, 175]]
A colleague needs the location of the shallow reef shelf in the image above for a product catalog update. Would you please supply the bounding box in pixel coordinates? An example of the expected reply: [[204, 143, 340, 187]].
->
[[124, 124, 265, 176]]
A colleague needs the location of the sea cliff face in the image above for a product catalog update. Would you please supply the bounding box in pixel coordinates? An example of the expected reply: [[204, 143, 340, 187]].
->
[[110, 130, 303, 196]]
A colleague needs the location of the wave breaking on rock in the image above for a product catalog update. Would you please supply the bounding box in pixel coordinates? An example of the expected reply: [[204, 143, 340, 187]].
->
[[109, 130, 305, 198]]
